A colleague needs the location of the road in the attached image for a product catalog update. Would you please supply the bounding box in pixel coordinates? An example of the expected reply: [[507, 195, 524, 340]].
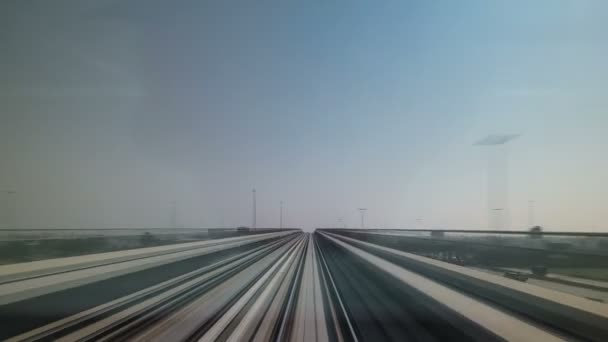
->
[[1, 229, 608, 341]]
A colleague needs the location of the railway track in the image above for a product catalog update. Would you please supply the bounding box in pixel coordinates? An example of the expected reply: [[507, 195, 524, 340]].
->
[[2, 230, 608, 341]]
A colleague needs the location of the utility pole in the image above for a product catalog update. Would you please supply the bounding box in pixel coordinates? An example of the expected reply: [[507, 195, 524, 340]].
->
[[358, 208, 367, 229], [280, 200, 283, 229], [252, 188, 257, 229]]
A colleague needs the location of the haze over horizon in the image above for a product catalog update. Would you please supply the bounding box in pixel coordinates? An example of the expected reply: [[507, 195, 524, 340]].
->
[[1, 0, 607, 232]]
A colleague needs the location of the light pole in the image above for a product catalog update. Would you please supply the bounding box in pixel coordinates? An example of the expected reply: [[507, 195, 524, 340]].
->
[[358, 208, 367, 229], [170, 200, 177, 229], [252, 189, 257, 229], [474, 134, 519, 230], [279, 200, 283, 229]]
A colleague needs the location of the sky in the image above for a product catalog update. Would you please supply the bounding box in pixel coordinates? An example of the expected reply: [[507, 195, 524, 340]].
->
[[1, 0, 607, 231]]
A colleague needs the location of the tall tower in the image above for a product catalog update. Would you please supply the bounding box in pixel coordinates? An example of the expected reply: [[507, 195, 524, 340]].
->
[[474, 134, 519, 230], [358, 208, 367, 229], [279, 200, 283, 229], [252, 188, 257, 229]]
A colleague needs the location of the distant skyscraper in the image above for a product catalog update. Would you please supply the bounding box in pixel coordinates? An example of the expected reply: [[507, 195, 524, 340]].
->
[[474, 135, 519, 230]]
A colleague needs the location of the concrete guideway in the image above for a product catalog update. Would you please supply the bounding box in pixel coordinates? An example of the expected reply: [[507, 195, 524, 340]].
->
[[319, 232, 564, 341], [2, 230, 608, 341], [321, 230, 608, 341], [0, 231, 295, 305], [0, 231, 294, 283], [5, 238, 290, 342]]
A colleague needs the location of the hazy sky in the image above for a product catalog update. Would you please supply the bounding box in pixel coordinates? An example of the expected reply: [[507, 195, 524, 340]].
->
[[1, 0, 607, 231]]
